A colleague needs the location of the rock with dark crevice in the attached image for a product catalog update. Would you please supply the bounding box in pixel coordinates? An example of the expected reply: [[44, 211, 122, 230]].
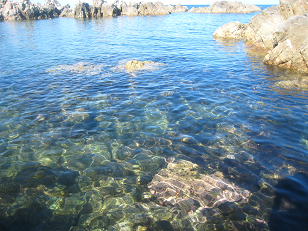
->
[[263, 15, 308, 73], [0, 0, 67, 20], [213, 0, 308, 73]]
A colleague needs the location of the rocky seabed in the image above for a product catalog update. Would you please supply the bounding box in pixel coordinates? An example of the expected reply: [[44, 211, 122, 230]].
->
[[0, 60, 284, 230]]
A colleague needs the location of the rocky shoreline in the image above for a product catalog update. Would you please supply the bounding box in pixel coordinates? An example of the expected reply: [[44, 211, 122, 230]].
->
[[190, 1, 261, 14], [1, 0, 307, 74], [0, 0, 188, 21], [0, 0, 262, 21], [213, 0, 308, 74]]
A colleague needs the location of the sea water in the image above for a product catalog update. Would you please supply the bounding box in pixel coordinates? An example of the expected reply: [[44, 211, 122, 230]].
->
[[1, 7, 308, 230]]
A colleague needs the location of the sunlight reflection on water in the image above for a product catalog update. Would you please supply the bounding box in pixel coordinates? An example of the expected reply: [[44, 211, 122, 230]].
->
[[0, 9, 308, 230]]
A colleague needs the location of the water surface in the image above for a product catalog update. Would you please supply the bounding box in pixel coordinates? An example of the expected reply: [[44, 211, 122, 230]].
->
[[1, 10, 308, 231]]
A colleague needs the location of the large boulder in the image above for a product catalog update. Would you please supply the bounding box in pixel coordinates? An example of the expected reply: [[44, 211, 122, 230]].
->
[[92, 0, 104, 8], [0, 0, 7, 8], [74, 2, 91, 18], [100, 3, 121, 17], [213, 0, 308, 73], [121, 2, 186, 16], [1, 0, 24, 20], [121, 3, 139, 16], [190, 1, 261, 14], [0, 0, 67, 20], [279, 0, 308, 19], [44, 0, 61, 8], [42, 0, 61, 18], [148, 159, 250, 211], [138, 2, 170, 15], [245, 6, 285, 50], [263, 15, 308, 73], [213, 21, 248, 39], [59, 4, 73, 17], [168, 4, 188, 13], [19, 0, 42, 19], [244, 0, 308, 50]]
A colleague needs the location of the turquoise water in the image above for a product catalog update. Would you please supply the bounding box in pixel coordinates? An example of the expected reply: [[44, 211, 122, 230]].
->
[[1, 9, 308, 231]]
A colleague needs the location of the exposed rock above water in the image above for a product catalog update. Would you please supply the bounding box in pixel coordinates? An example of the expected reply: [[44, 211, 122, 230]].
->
[[213, 0, 308, 74], [213, 21, 248, 39], [111, 60, 164, 73], [245, 6, 286, 50], [263, 15, 308, 73], [0, 0, 72, 20], [190, 1, 261, 14], [0, 0, 188, 21], [76, 1, 188, 18]]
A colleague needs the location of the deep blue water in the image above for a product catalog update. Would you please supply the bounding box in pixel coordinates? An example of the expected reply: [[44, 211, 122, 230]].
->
[[1, 10, 308, 231]]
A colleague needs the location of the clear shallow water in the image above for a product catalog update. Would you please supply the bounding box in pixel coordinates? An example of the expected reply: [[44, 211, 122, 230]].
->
[[1, 10, 308, 231]]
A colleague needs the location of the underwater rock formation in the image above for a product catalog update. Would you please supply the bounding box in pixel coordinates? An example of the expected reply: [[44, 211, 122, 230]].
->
[[148, 159, 250, 208], [111, 59, 164, 73], [190, 1, 261, 14], [125, 60, 154, 71], [46, 62, 105, 75]]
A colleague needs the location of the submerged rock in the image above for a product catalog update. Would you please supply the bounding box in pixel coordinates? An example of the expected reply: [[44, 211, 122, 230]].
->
[[112, 60, 164, 73], [125, 60, 151, 71], [213, 21, 248, 39], [190, 1, 261, 14], [148, 159, 250, 209], [275, 78, 308, 89], [46, 62, 104, 75]]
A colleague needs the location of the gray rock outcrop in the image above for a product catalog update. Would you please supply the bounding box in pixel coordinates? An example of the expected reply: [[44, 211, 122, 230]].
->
[[245, 6, 285, 49], [100, 3, 121, 17], [0, 0, 188, 20], [138, 2, 170, 15], [74, 2, 91, 18], [213, 0, 308, 73], [121, 3, 139, 16], [59, 4, 73, 17], [263, 15, 308, 73], [169, 3, 188, 13], [73, 1, 188, 18], [213, 21, 248, 39], [190, 1, 261, 14], [1, 0, 24, 20], [245, 0, 308, 50], [0, 0, 70, 20]]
